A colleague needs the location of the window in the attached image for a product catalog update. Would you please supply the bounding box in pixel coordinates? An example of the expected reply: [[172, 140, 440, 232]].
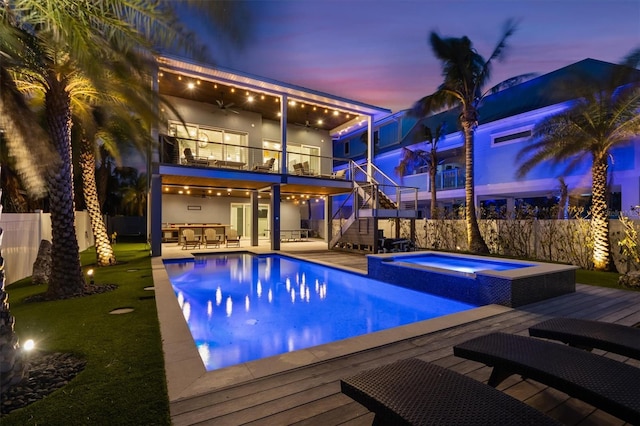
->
[[344, 141, 350, 155], [287, 144, 320, 174], [492, 129, 532, 146], [170, 121, 248, 163], [262, 140, 281, 172]]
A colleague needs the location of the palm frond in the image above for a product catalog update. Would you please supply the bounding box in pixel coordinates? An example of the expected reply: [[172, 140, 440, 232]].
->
[[0, 66, 57, 196], [478, 19, 519, 97]]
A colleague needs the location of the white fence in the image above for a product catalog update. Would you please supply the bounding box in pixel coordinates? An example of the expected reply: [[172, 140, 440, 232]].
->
[[0, 211, 94, 285]]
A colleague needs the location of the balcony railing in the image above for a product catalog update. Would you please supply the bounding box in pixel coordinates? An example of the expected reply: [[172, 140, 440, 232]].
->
[[160, 134, 354, 178], [435, 168, 465, 190]]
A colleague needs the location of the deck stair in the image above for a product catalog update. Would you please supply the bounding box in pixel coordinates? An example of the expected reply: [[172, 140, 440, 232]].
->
[[330, 163, 417, 252], [357, 184, 397, 210]]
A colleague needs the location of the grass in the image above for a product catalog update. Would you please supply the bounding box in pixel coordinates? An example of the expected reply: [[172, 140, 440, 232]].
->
[[576, 268, 631, 289], [2, 244, 637, 425], [3, 243, 169, 426]]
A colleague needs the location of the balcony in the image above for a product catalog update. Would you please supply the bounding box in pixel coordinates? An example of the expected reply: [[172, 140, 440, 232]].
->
[[435, 168, 465, 190], [160, 134, 354, 180]]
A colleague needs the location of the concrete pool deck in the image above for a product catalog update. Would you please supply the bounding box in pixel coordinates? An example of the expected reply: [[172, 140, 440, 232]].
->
[[155, 240, 640, 425]]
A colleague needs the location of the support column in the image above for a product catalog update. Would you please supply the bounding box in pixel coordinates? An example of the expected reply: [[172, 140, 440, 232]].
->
[[366, 115, 373, 181], [270, 185, 281, 250], [148, 67, 160, 254], [280, 95, 288, 174], [324, 196, 333, 246], [250, 190, 259, 246], [150, 173, 162, 256]]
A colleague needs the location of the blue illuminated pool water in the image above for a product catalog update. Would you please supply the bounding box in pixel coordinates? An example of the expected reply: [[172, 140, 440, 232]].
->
[[392, 253, 533, 273], [164, 253, 476, 371]]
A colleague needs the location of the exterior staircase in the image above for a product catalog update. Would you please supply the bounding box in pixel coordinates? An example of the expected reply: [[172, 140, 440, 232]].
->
[[330, 163, 417, 252]]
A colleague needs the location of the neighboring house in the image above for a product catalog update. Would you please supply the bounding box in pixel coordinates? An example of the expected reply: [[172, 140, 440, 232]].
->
[[334, 58, 640, 218], [150, 56, 392, 256]]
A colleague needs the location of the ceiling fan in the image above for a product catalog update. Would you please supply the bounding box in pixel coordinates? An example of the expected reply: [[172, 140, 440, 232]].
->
[[214, 93, 240, 114], [295, 114, 319, 130]]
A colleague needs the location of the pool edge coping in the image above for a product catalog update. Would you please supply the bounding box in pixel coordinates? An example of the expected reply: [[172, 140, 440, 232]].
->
[[152, 255, 512, 402]]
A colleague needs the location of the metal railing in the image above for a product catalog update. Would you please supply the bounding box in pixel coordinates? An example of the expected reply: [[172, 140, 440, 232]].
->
[[435, 168, 465, 190], [160, 134, 354, 178]]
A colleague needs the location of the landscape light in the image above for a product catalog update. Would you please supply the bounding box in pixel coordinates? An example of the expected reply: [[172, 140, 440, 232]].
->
[[23, 339, 35, 351], [87, 269, 94, 285]]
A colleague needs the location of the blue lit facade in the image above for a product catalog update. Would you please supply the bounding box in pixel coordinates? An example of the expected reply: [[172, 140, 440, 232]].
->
[[333, 59, 640, 217]]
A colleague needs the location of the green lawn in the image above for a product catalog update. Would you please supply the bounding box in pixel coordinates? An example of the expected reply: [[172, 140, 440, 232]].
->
[[2, 244, 636, 425], [576, 268, 631, 289], [3, 243, 169, 426]]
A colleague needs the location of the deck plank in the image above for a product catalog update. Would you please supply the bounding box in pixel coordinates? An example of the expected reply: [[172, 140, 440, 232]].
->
[[168, 250, 639, 425]]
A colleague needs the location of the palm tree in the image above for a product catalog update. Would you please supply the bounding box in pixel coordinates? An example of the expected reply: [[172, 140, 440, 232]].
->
[[79, 130, 116, 266], [412, 20, 519, 253], [1, 1, 250, 298], [0, 38, 55, 389], [121, 172, 148, 217], [517, 49, 640, 271], [395, 122, 445, 219], [0, 165, 28, 391], [76, 103, 156, 266]]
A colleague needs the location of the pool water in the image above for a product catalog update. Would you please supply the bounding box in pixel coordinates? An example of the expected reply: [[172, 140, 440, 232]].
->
[[164, 253, 476, 371], [392, 253, 533, 273]]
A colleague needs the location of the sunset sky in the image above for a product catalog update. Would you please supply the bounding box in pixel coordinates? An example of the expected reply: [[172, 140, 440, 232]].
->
[[201, 0, 640, 113]]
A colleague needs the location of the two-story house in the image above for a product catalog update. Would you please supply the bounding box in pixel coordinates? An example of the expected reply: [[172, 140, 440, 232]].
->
[[150, 56, 393, 256]]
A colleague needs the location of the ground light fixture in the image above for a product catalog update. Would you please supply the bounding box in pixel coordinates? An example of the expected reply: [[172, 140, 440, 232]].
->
[[23, 339, 35, 351], [87, 269, 94, 286]]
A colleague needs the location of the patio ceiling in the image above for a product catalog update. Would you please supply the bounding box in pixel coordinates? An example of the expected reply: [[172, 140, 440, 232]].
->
[[157, 56, 390, 135], [161, 174, 353, 198]]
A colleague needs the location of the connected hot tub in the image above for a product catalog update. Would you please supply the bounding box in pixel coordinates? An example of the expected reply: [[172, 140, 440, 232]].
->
[[367, 251, 577, 307]]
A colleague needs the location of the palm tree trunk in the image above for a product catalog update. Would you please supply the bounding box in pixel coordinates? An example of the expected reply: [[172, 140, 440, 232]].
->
[[79, 136, 116, 266], [461, 119, 489, 253], [429, 147, 438, 219], [591, 156, 615, 271], [44, 77, 86, 299], [429, 167, 437, 219], [557, 177, 568, 220], [0, 166, 28, 390]]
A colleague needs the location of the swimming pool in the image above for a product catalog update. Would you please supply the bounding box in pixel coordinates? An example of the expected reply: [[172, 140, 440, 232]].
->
[[164, 253, 476, 371]]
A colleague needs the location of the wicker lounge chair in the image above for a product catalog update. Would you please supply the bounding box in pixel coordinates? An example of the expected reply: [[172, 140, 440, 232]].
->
[[453, 332, 640, 424], [340, 358, 560, 425], [529, 317, 640, 360]]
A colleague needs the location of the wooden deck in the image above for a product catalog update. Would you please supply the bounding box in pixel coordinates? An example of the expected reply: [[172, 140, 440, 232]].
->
[[169, 250, 640, 425]]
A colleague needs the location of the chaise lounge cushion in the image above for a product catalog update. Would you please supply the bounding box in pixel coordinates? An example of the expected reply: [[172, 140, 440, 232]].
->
[[453, 332, 640, 425], [340, 358, 560, 425], [529, 317, 640, 360]]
